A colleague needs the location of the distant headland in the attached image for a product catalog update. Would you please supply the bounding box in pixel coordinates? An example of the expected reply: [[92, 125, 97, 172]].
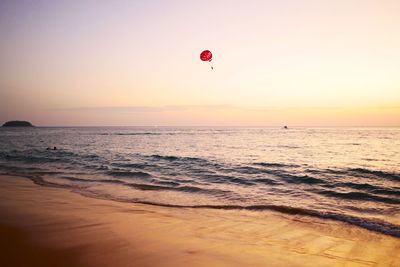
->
[[2, 121, 34, 127]]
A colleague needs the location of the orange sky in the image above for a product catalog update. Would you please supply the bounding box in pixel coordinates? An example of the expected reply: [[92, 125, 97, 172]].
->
[[0, 0, 399, 126]]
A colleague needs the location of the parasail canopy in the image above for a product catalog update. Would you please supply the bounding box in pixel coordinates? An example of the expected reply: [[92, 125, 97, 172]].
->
[[200, 50, 212, 62]]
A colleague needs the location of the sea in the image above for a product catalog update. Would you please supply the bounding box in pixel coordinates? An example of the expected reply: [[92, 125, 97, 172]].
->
[[0, 127, 399, 237]]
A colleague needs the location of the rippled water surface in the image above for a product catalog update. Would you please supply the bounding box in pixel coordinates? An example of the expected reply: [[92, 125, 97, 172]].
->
[[0, 127, 399, 237]]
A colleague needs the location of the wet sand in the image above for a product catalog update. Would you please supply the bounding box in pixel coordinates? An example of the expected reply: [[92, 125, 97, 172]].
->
[[0, 174, 399, 267]]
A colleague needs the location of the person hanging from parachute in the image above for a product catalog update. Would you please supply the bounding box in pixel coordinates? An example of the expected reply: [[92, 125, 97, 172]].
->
[[200, 50, 213, 70]]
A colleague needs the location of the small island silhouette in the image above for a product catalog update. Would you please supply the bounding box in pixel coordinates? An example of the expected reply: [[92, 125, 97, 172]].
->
[[2, 120, 34, 127]]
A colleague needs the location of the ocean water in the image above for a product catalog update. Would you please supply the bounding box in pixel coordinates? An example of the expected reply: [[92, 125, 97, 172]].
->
[[0, 127, 399, 237]]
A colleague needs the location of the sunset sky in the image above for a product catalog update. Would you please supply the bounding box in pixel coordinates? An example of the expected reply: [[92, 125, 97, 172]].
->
[[0, 0, 399, 126]]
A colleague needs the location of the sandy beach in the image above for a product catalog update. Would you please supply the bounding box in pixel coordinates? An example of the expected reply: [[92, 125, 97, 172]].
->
[[0, 174, 398, 267]]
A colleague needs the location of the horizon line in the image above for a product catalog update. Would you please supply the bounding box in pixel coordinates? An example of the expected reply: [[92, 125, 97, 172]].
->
[[3, 125, 399, 128]]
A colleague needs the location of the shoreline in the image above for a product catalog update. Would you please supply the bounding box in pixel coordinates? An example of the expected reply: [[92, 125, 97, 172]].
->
[[0, 174, 399, 266]]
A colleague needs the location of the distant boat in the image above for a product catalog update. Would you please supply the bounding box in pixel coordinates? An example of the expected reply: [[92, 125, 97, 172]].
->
[[283, 126, 288, 129]]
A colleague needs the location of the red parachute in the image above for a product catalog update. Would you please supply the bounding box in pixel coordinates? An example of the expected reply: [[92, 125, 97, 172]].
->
[[200, 50, 212, 62], [200, 50, 213, 69]]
